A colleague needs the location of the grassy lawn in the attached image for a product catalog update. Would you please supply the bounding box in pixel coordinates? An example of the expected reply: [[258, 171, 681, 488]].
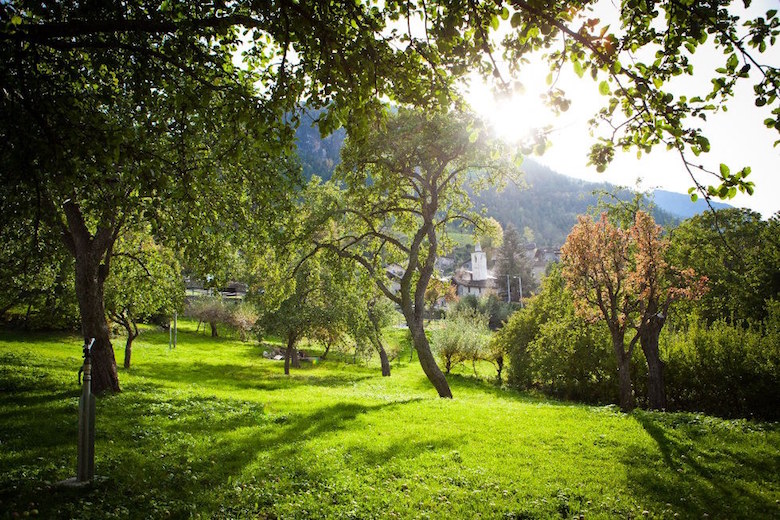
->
[[1, 322, 778, 519]]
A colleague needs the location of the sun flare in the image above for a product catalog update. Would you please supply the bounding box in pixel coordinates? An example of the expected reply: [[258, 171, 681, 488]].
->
[[488, 94, 556, 143], [465, 80, 559, 147]]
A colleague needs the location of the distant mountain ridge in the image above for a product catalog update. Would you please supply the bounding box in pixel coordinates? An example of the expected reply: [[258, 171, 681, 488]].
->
[[294, 122, 728, 246], [651, 189, 732, 219]]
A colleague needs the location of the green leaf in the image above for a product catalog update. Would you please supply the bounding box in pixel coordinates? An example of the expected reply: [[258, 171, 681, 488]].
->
[[612, 61, 622, 73], [690, 193, 698, 202], [653, 77, 663, 89], [490, 15, 499, 31], [546, 73, 553, 85], [727, 53, 738, 71], [510, 12, 523, 28], [11, 15, 22, 25], [573, 60, 584, 78], [719, 163, 730, 177], [599, 81, 610, 96]]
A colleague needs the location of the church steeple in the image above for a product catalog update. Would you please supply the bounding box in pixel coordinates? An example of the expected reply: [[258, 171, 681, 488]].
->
[[471, 243, 487, 281]]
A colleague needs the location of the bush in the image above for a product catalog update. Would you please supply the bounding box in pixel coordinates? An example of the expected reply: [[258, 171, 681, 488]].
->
[[453, 293, 516, 330], [502, 263, 780, 418], [187, 296, 229, 337], [501, 264, 618, 404], [226, 302, 260, 342], [657, 304, 780, 420], [527, 316, 616, 403], [431, 308, 491, 374]]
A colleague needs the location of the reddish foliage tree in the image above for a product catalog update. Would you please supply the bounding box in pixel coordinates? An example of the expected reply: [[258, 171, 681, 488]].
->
[[562, 211, 706, 411], [562, 214, 638, 411], [629, 212, 707, 409]]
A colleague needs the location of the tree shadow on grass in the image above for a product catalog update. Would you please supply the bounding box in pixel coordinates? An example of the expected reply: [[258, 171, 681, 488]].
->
[[0, 377, 427, 519], [426, 372, 600, 412], [127, 359, 375, 394], [627, 410, 780, 519]]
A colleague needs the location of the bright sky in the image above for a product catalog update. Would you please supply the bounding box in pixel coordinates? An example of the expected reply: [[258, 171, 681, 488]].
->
[[463, 1, 780, 218]]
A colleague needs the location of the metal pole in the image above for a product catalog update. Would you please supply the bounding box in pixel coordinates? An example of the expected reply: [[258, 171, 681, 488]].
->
[[518, 273, 524, 309], [77, 338, 96, 482]]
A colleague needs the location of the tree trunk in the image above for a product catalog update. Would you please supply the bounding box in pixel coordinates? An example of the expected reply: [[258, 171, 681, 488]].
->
[[60, 199, 120, 394], [73, 253, 119, 394], [284, 333, 300, 375], [209, 321, 218, 337], [641, 320, 667, 410], [495, 355, 504, 384], [408, 318, 452, 398], [121, 317, 139, 369], [377, 343, 391, 377], [321, 341, 331, 360], [612, 337, 634, 411]]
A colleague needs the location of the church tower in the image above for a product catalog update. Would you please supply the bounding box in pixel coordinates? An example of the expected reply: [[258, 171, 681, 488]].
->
[[471, 243, 488, 281]]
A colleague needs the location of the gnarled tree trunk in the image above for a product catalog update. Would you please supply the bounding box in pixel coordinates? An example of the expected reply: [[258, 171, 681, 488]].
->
[[283, 332, 301, 375], [123, 319, 139, 369], [377, 342, 391, 377], [407, 316, 452, 398], [640, 315, 667, 410], [320, 340, 332, 360], [112, 312, 139, 369], [63, 200, 120, 394]]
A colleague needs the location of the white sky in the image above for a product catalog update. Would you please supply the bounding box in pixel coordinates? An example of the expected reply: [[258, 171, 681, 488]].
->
[[463, 0, 780, 217]]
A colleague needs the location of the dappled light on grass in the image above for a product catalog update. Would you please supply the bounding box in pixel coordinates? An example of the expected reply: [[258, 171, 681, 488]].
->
[[1, 325, 778, 519]]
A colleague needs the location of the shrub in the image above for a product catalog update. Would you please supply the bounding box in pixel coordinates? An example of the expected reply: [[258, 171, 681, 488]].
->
[[527, 316, 615, 403], [657, 304, 780, 420], [452, 293, 516, 329], [187, 296, 229, 337], [431, 308, 491, 374], [226, 302, 260, 342], [502, 264, 617, 404]]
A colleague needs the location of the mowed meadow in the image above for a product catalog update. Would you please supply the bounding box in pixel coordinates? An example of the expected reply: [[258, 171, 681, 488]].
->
[[1, 321, 778, 520]]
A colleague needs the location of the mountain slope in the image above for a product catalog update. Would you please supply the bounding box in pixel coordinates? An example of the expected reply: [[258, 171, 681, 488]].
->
[[295, 123, 688, 245], [652, 189, 732, 219]]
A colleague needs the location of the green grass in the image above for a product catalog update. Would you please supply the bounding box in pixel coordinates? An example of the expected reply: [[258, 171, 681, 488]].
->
[[1, 321, 778, 519]]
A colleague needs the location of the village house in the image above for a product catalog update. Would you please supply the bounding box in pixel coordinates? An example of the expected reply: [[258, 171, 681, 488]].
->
[[451, 243, 497, 297]]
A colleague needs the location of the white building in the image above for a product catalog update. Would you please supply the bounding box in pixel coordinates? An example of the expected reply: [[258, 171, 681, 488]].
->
[[452, 243, 497, 297]]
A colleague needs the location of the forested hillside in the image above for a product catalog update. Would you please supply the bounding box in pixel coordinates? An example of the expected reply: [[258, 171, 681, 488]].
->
[[296, 123, 679, 246]]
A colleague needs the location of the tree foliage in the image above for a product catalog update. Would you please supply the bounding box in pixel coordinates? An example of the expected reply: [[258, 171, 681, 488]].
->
[[668, 208, 780, 323], [309, 109, 518, 398], [431, 308, 492, 375], [105, 230, 184, 368], [188, 297, 229, 339], [494, 223, 537, 302], [561, 210, 705, 410], [497, 263, 617, 402], [1, 0, 776, 394]]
